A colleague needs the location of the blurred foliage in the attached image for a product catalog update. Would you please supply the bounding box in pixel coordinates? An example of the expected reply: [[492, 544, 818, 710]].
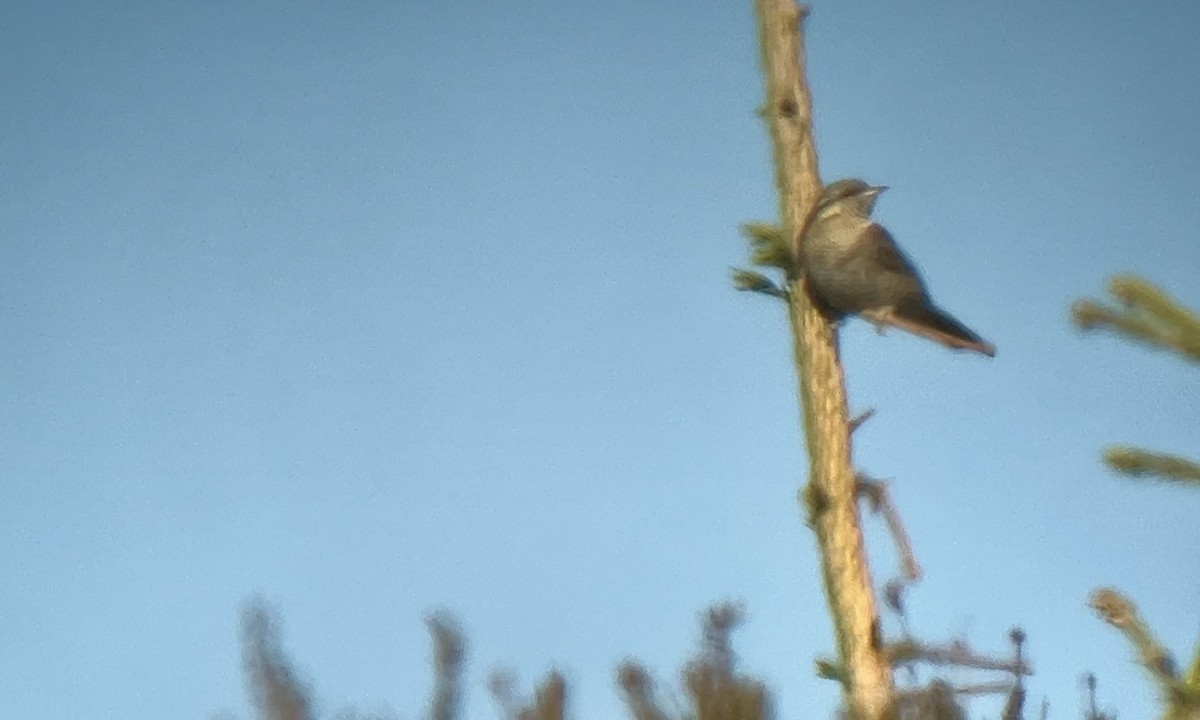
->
[[1090, 590, 1200, 720], [1075, 275, 1200, 720], [1072, 275, 1200, 365], [241, 599, 315, 720], [428, 613, 466, 720], [230, 602, 777, 720], [732, 222, 790, 301], [489, 668, 567, 720], [618, 603, 772, 720], [1073, 275, 1200, 488]]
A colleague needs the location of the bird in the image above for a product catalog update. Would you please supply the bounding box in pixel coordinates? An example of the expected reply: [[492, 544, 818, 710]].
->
[[799, 178, 995, 357]]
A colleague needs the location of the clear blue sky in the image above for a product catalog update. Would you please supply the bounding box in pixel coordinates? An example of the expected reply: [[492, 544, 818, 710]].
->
[[3, 1, 1198, 718]]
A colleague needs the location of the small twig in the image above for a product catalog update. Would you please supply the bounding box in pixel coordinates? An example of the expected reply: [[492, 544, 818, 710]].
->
[[957, 680, 1021, 697], [1009, 628, 1027, 687], [889, 637, 1033, 676], [848, 408, 876, 435], [856, 474, 922, 584], [1001, 628, 1027, 720], [1084, 673, 1099, 720], [1089, 588, 1190, 699]]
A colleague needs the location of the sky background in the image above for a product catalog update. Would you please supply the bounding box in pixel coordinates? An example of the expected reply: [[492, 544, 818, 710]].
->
[[2, 1, 1198, 718]]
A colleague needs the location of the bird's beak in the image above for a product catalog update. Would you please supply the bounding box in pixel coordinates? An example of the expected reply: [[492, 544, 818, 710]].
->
[[866, 185, 888, 197]]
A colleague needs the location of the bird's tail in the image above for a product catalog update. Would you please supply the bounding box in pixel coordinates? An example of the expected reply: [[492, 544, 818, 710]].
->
[[886, 301, 996, 357]]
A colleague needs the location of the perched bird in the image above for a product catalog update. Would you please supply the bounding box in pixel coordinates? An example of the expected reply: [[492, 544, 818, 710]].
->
[[799, 178, 995, 357]]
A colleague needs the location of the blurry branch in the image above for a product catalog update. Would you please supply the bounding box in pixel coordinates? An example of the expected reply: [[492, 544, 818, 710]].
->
[[231, 600, 768, 720], [743, 1, 892, 716], [889, 681, 964, 720], [818, 629, 1030, 718], [617, 663, 672, 720], [1000, 629, 1028, 720], [236, 602, 464, 720], [618, 603, 773, 720], [241, 600, 315, 720], [855, 464, 1040, 719], [856, 474, 923, 589], [1081, 673, 1116, 720], [1072, 275, 1200, 364], [531, 674, 567, 720], [1089, 588, 1200, 718], [684, 604, 772, 720], [883, 637, 1031, 677], [489, 669, 567, 720], [427, 612, 466, 720], [489, 671, 520, 720], [847, 408, 876, 435]]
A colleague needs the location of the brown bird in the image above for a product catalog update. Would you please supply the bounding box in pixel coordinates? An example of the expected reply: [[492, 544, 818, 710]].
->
[[800, 178, 995, 357]]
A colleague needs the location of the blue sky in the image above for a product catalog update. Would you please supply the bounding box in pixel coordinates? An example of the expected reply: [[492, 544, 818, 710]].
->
[[2, 1, 1198, 718]]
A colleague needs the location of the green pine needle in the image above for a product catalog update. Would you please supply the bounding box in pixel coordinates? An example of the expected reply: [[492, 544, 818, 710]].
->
[[1103, 447, 1200, 486], [731, 268, 788, 300], [1073, 275, 1200, 363], [739, 222, 793, 270]]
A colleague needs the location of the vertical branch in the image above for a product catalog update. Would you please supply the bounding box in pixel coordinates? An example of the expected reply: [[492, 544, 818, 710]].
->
[[752, 1, 893, 716]]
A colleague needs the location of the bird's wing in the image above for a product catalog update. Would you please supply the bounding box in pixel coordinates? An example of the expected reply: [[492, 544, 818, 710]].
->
[[856, 224, 995, 356], [861, 223, 924, 282]]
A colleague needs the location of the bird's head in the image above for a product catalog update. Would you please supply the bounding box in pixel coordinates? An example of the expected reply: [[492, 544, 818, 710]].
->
[[815, 178, 887, 219]]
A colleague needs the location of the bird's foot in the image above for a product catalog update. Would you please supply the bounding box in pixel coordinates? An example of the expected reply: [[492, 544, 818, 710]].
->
[[861, 309, 893, 336]]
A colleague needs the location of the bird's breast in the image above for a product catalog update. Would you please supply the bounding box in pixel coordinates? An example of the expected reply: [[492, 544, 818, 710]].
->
[[804, 213, 870, 257], [801, 214, 889, 315]]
